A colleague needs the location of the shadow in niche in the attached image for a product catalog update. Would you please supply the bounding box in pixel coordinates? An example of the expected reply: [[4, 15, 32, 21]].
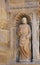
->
[[39, 23, 40, 58], [16, 14, 33, 62], [5, 0, 7, 2]]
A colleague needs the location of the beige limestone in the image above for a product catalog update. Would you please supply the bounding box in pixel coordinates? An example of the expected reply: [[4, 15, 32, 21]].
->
[[17, 18, 31, 61]]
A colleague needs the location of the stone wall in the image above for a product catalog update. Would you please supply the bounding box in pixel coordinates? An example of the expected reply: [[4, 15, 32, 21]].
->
[[7, 0, 39, 62], [0, 0, 40, 65]]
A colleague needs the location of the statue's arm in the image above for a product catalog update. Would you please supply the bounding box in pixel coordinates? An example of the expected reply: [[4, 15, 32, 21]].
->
[[27, 26, 31, 38], [17, 27, 21, 37]]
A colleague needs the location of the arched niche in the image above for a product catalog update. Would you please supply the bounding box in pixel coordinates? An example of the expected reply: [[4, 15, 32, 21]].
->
[[13, 12, 33, 61], [14, 13, 32, 27]]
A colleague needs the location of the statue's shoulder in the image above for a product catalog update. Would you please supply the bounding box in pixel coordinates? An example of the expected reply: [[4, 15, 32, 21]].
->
[[27, 24, 30, 28], [18, 24, 30, 29], [19, 24, 24, 28]]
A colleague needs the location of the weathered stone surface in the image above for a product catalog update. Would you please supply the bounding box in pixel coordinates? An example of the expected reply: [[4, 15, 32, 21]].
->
[[17, 17, 31, 61], [0, 0, 40, 64]]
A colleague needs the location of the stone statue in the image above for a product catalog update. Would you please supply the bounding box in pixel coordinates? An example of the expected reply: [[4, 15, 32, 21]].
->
[[17, 17, 31, 61]]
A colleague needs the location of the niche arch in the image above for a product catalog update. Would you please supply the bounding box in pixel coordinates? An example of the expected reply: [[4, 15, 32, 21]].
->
[[14, 12, 32, 27]]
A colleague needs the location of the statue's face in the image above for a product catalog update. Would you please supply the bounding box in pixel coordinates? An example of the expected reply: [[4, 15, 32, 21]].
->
[[22, 17, 27, 24]]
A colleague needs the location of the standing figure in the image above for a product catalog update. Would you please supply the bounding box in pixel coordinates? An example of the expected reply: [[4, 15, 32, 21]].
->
[[17, 17, 31, 62]]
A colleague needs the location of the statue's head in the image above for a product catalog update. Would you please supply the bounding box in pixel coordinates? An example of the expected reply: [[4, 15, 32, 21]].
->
[[22, 17, 27, 24]]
